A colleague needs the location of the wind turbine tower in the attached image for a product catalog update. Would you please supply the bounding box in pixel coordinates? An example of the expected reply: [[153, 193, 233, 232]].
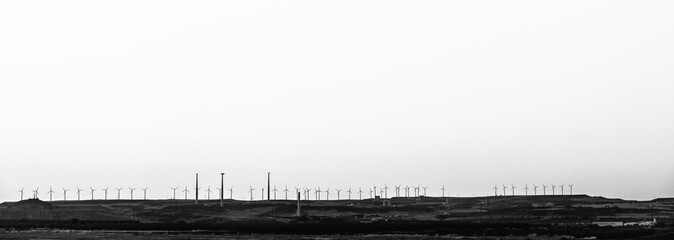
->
[[115, 187, 123, 200], [206, 186, 212, 200], [284, 186, 289, 200], [347, 187, 353, 200], [272, 185, 278, 200], [395, 185, 401, 197], [358, 187, 363, 200], [568, 184, 574, 195], [511, 184, 517, 196], [551, 184, 556, 195], [76, 187, 82, 201], [542, 184, 547, 195], [336, 188, 342, 200], [62, 188, 68, 201], [90, 187, 96, 200], [493, 185, 498, 197], [19, 188, 24, 200], [523, 185, 529, 196], [502, 185, 507, 196], [248, 186, 255, 201], [48, 187, 55, 202], [384, 185, 389, 199], [102, 187, 109, 200], [533, 185, 538, 195], [171, 187, 178, 200], [183, 186, 189, 200], [129, 187, 136, 200], [560, 184, 565, 195], [142, 187, 148, 200]]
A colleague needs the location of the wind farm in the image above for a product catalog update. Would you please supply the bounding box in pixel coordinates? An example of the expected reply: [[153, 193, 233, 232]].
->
[[3, 173, 673, 239]]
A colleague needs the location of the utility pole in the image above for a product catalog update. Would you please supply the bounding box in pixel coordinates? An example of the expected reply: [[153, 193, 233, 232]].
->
[[220, 172, 225, 207], [267, 172, 271, 201], [195, 173, 199, 204], [296, 191, 301, 216]]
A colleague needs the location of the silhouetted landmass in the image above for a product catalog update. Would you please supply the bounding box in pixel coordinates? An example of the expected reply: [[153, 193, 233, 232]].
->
[[1, 195, 672, 239]]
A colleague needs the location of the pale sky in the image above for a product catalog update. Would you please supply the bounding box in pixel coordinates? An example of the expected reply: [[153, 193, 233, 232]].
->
[[1, 1, 673, 202]]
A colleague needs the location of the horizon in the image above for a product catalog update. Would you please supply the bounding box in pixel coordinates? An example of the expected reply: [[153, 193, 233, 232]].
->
[[1, 1, 673, 203]]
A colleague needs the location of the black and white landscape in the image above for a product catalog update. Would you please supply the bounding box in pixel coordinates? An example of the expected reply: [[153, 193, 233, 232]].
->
[[1, 1, 673, 239]]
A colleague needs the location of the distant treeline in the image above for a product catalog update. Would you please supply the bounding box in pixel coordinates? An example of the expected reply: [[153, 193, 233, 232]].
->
[[0, 219, 668, 239]]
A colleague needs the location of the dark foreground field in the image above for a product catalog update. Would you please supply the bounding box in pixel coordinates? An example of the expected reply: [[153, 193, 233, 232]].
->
[[1, 195, 673, 239]]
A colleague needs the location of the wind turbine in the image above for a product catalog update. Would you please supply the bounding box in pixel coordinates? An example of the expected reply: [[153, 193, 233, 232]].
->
[[33, 187, 40, 199], [336, 188, 343, 200], [62, 188, 68, 201], [422, 186, 428, 196], [325, 188, 330, 200], [272, 186, 278, 200], [551, 184, 556, 195], [48, 187, 55, 201], [89, 187, 96, 200], [248, 186, 255, 201], [260, 187, 264, 201], [560, 184, 565, 195], [358, 187, 363, 200], [395, 185, 401, 197], [171, 187, 178, 200], [523, 185, 529, 196], [284, 186, 289, 200], [315, 187, 321, 200], [568, 184, 574, 195], [383, 185, 389, 198], [368, 188, 373, 198], [303, 188, 310, 201], [19, 188, 24, 200], [115, 187, 123, 200], [129, 187, 136, 200], [76, 187, 82, 201], [493, 185, 498, 196], [502, 184, 507, 196], [532, 185, 538, 195], [229, 186, 233, 199], [405, 186, 410, 197], [294, 187, 301, 200], [542, 184, 547, 195], [142, 187, 148, 200], [441, 185, 446, 197], [412, 186, 419, 197], [511, 184, 517, 196], [206, 186, 212, 200], [183, 186, 189, 200], [102, 187, 109, 200]]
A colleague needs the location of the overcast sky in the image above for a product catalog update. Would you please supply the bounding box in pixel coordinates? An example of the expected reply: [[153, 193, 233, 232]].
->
[[1, 1, 673, 202]]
